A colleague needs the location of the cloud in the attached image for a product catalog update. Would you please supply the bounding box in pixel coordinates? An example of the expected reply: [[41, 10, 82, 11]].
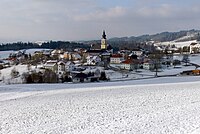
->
[[1, 0, 200, 42], [73, 6, 126, 22], [137, 4, 172, 18]]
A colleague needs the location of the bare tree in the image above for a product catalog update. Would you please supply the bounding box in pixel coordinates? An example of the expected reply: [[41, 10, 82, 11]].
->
[[182, 54, 190, 66], [149, 51, 164, 77], [27, 64, 32, 71]]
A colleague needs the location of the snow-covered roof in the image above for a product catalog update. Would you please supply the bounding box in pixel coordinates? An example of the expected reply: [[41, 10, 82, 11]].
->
[[46, 60, 57, 63], [66, 61, 75, 66]]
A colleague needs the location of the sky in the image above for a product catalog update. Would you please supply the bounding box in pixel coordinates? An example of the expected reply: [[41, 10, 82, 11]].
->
[[0, 0, 200, 43]]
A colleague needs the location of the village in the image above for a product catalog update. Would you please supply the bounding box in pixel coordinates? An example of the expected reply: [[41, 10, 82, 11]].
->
[[1, 31, 200, 84]]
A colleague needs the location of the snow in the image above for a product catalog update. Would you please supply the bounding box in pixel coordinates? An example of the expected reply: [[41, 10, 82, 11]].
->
[[155, 40, 198, 48], [1, 77, 200, 133], [0, 65, 28, 84], [0, 49, 51, 59], [2, 50, 200, 133]]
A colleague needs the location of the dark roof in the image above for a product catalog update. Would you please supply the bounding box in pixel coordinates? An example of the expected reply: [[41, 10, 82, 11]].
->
[[132, 48, 142, 51], [190, 42, 198, 46], [86, 49, 106, 53], [74, 73, 88, 79], [111, 54, 123, 58], [107, 44, 113, 50], [90, 44, 101, 50], [122, 59, 139, 64]]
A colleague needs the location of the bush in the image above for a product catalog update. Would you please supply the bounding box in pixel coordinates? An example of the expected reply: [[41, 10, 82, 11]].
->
[[99, 71, 108, 81], [10, 67, 19, 78]]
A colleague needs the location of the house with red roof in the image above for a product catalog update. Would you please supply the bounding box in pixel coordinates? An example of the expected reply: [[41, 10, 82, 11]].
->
[[110, 54, 124, 64], [120, 59, 139, 70]]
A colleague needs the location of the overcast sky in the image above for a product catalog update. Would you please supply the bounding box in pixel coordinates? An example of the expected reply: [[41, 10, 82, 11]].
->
[[0, 0, 200, 42]]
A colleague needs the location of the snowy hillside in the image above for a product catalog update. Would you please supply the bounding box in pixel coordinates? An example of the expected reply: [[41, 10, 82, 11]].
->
[[155, 40, 198, 48], [0, 48, 51, 59], [1, 77, 200, 133]]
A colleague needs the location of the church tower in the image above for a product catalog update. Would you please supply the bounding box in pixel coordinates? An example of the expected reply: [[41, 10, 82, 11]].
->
[[101, 30, 107, 50]]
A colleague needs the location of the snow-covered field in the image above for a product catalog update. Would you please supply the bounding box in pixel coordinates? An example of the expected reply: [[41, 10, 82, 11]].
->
[[0, 49, 50, 59], [1, 77, 200, 134], [155, 40, 198, 48]]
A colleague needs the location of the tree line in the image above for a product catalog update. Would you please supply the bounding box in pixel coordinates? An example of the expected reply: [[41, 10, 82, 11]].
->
[[0, 41, 89, 51]]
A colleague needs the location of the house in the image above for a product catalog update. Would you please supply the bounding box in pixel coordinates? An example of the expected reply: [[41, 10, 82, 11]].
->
[[44, 60, 58, 72], [143, 60, 155, 70], [65, 61, 75, 72], [63, 52, 72, 60], [118, 50, 131, 59], [42, 50, 52, 57], [142, 57, 162, 70], [74, 48, 87, 53], [110, 54, 124, 64], [128, 53, 138, 60], [189, 42, 200, 54], [57, 61, 66, 78], [180, 70, 193, 76], [132, 49, 143, 56], [101, 52, 111, 68], [121, 59, 139, 70], [86, 55, 101, 65], [71, 72, 90, 83], [72, 53, 82, 61], [51, 49, 64, 56]]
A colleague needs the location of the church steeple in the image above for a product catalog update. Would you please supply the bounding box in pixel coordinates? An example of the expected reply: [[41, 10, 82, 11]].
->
[[102, 30, 106, 39], [101, 30, 107, 50]]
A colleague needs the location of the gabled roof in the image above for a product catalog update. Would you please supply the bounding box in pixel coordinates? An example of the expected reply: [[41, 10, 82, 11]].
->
[[121, 59, 139, 64], [111, 54, 123, 58], [58, 61, 65, 65], [44, 63, 57, 67], [46, 60, 57, 64], [66, 61, 75, 66], [190, 42, 198, 46]]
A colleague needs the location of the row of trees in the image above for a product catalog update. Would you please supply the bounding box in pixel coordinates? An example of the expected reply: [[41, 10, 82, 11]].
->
[[0, 41, 89, 51], [22, 69, 58, 83]]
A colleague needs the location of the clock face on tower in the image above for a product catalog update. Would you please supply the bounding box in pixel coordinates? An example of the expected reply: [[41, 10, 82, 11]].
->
[[101, 39, 106, 49], [101, 39, 105, 45]]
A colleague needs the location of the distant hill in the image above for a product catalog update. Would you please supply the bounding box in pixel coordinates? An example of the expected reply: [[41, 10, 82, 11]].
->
[[1, 29, 200, 51], [82, 29, 200, 51], [108, 29, 200, 43]]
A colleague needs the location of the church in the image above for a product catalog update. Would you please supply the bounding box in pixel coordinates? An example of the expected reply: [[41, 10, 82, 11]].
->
[[87, 30, 113, 55], [85, 31, 113, 68]]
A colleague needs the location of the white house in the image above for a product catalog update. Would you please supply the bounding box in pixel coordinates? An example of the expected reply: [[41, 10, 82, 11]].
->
[[143, 61, 155, 70], [110, 54, 124, 64], [65, 61, 75, 72], [44, 60, 58, 72], [132, 49, 143, 56], [120, 59, 139, 70], [86, 55, 101, 65], [72, 53, 82, 60], [57, 61, 66, 78], [51, 49, 64, 56], [189, 42, 200, 54]]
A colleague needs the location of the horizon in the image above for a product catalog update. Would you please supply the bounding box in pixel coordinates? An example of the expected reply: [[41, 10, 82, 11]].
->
[[0, 29, 199, 44], [1, 0, 200, 43]]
